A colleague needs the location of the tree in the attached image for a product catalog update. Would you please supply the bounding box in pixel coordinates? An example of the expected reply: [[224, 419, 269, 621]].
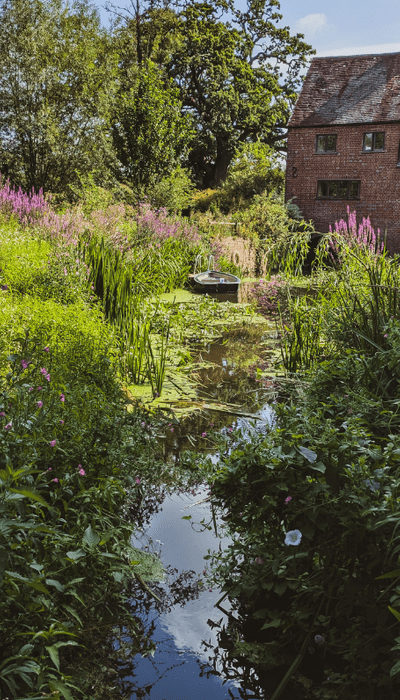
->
[[0, 0, 117, 193], [167, 0, 315, 186], [111, 61, 193, 195], [110, 0, 315, 188]]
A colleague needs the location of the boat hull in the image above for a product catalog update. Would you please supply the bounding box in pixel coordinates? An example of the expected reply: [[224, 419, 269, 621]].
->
[[192, 270, 240, 293]]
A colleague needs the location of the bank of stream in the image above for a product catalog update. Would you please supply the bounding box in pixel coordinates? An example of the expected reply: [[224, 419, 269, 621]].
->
[[123, 288, 280, 699]]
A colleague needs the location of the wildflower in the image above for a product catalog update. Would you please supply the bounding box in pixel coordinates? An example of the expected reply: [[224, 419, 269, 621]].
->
[[255, 557, 264, 564], [201, 432, 207, 437], [43, 346, 50, 352], [28, 387, 34, 392], [0, 412, 5, 417], [59, 419, 64, 425], [46, 374, 50, 381], [48, 467, 52, 471], [59, 394, 65, 402], [37, 386, 42, 391], [384, 333, 388, 338], [170, 427, 174, 432], [37, 401, 43, 408], [21, 359, 28, 369], [228, 427, 233, 433], [40, 367, 48, 375], [50, 440, 57, 447], [284, 529, 302, 546], [78, 467, 86, 476], [52, 478, 59, 483], [136, 477, 140, 484], [4, 422, 12, 430], [285, 496, 292, 504], [314, 635, 325, 646]]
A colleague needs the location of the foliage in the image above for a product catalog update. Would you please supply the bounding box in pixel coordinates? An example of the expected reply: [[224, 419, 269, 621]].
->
[[0, 0, 117, 193], [221, 142, 285, 208], [113, 0, 314, 187], [149, 165, 195, 213], [111, 60, 193, 194], [0, 329, 164, 699]]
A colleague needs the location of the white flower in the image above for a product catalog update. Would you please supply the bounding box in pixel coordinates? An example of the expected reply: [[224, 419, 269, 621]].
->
[[284, 529, 302, 546]]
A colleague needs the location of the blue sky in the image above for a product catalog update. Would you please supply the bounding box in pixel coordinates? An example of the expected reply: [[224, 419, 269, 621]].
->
[[95, 0, 400, 58]]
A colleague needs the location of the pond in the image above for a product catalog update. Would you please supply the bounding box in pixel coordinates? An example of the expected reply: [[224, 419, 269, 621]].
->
[[123, 295, 278, 699]]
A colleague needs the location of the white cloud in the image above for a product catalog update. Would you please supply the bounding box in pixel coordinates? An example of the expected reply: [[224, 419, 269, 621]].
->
[[316, 42, 400, 57], [296, 13, 328, 35]]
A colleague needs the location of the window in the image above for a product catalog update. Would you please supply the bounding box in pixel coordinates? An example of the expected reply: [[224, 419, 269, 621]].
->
[[316, 134, 337, 153], [362, 132, 385, 152], [317, 180, 360, 199]]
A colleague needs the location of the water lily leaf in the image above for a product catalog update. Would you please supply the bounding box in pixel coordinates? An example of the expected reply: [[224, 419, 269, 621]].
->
[[45, 578, 65, 592], [298, 446, 317, 463]]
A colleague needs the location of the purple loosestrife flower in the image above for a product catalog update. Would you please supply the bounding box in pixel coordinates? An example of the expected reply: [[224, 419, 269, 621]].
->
[[136, 477, 141, 484], [40, 367, 48, 375], [46, 374, 50, 381], [21, 359, 28, 369], [78, 467, 86, 476], [285, 496, 292, 504], [50, 440, 57, 447], [4, 422, 12, 430], [43, 346, 50, 352], [201, 432, 207, 437], [37, 386, 42, 391], [37, 401, 43, 408], [59, 419, 64, 425], [52, 478, 59, 483], [59, 394, 65, 402], [0, 412, 5, 417]]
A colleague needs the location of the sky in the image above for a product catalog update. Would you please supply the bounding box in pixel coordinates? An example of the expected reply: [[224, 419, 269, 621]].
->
[[95, 0, 400, 58]]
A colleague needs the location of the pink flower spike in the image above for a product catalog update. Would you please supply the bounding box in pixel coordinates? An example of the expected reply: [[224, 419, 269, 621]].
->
[[48, 467, 52, 471], [21, 359, 28, 369], [50, 440, 57, 447], [28, 387, 33, 392], [136, 477, 141, 484], [59, 394, 65, 402], [201, 432, 207, 437], [52, 478, 59, 483], [79, 468, 86, 476], [46, 374, 50, 381], [43, 346, 50, 352], [59, 419, 64, 425], [0, 412, 5, 417], [285, 496, 292, 504], [37, 386, 42, 391], [4, 422, 12, 430], [37, 401, 43, 408], [40, 367, 47, 375]]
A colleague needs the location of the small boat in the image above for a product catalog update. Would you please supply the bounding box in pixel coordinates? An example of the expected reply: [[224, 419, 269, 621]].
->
[[192, 255, 240, 293]]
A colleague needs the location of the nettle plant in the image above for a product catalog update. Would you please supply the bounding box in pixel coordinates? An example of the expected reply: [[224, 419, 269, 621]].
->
[[209, 406, 400, 699]]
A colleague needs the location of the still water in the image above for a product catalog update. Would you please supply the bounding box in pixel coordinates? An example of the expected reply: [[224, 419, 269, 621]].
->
[[126, 300, 276, 699]]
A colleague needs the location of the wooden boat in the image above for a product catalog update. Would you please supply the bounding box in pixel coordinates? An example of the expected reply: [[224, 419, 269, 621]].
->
[[191, 254, 241, 293], [193, 269, 240, 293]]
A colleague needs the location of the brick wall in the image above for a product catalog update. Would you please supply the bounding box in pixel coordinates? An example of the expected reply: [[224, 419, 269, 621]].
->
[[285, 123, 400, 252]]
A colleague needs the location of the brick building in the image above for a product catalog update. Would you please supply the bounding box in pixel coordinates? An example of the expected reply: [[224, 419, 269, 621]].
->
[[285, 52, 400, 252]]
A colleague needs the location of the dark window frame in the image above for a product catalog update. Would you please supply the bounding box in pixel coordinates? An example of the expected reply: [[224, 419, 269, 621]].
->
[[362, 131, 385, 152], [316, 180, 360, 200], [316, 134, 337, 153]]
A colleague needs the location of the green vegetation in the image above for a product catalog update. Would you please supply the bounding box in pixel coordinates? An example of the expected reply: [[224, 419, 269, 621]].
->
[[205, 221, 400, 699]]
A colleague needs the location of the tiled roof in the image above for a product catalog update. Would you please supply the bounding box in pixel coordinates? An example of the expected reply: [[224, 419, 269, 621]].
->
[[288, 53, 400, 127]]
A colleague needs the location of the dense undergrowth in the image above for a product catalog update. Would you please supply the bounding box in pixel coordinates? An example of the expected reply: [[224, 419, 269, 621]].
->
[[206, 212, 400, 699], [0, 180, 217, 699]]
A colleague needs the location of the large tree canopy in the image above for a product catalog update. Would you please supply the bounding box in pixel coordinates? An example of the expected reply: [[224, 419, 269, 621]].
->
[[0, 0, 117, 193], [111, 0, 314, 187]]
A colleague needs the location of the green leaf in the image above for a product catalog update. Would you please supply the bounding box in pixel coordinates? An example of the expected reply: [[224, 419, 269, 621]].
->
[[389, 606, 400, 622], [8, 487, 49, 507], [376, 570, 400, 580], [82, 524, 101, 548], [48, 679, 74, 700], [45, 579, 65, 593], [45, 645, 60, 672], [65, 549, 86, 561]]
